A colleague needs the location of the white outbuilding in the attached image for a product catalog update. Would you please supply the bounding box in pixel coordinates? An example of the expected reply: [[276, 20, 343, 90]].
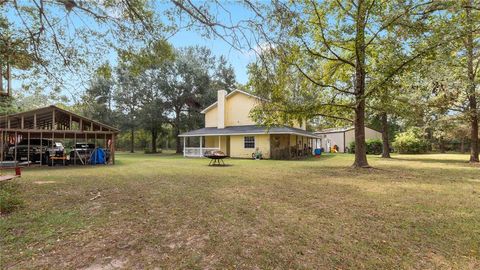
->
[[314, 126, 382, 153]]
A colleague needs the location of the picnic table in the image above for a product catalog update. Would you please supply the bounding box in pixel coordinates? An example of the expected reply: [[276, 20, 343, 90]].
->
[[204, 154, 229, 166]]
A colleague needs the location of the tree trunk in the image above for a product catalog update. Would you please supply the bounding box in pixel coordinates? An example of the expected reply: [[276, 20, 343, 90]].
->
[[175, 127, 182, 153], [469, 111, 478, 162], [352, 0, 369, 168], [174, 107, 183, 154], [130, 127, 135, 153], [439, 138, 445, 153], [466, 2, 479, 162], [380, 112, 391, 158], [151, 128, 157, 153], [461, 138, 465, 153]]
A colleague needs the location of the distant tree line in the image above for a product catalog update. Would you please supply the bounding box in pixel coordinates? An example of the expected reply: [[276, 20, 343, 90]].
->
[[76, 42, 236, 153], [1, 1, 479, 167], [172, 0, 480, 166]]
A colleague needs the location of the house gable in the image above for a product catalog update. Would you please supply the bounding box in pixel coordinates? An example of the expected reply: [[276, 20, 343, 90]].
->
[[203, 89, 305, 129], [203, 90, 260, 128]]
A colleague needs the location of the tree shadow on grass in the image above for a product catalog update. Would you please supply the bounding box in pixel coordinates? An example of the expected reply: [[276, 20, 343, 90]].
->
[[389, 156, 472, 165]]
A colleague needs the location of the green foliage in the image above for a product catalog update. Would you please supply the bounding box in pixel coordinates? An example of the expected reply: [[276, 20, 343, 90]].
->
[[349, 139, 382, 155], [366, 139, 383, 155], [392, 128, 429, 154], [0, 183, 24, 214]]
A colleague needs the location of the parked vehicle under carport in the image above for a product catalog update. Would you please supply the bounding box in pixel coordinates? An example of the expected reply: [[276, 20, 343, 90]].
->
[[6, 139, 64, 164]]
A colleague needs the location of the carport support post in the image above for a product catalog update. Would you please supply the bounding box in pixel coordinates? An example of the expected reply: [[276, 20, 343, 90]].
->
[[63, 132, 66, 166], [74, 133, 76, 166], [0, 130, 3, 163], [14, 131, 17, 162], [40, 132, 42, 165], [84, 132, 87, 166], [52, 110, 56, 130], [27, 132, 30, 167], [112, 134, 116, 165], [51, 132, 54, 166]]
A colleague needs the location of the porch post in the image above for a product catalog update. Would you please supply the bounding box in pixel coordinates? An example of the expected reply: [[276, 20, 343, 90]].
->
[[183, 137, 186, 157], [200, 136, 203, 157], [218, 135, 221, 150]]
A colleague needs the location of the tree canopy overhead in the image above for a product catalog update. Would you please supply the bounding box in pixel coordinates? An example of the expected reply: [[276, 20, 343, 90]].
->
[[172, 0, 473, 167], [0, 0, 169, 100]]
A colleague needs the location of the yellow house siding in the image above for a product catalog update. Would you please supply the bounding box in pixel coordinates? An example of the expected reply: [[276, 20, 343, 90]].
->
[[204, 136, 217, 148], [290, 134, 297, 146], [230, 134, 270, 159], [204, 136, 228, 154], [225, 92, 258, 127], [203, 90, 306, 129], [205, 106, 218, 127]]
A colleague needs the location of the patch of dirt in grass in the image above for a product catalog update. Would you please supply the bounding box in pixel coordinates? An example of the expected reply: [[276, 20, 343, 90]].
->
[[83, 258, 128, 270], [33, 180, 57, 184]]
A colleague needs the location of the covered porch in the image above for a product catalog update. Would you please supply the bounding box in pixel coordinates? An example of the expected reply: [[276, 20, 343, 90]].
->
[[179, 125, 321, 159], [270, 134, 322, 160], [182, 135, 229, 157]]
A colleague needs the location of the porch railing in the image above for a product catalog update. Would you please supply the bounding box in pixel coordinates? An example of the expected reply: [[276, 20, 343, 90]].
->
[[183, 147, 220, 157]]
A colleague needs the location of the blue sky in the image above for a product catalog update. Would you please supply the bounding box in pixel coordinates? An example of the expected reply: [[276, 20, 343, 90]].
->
[[7, 2, 255, 101], [161, 2, 256, 85], [166, 29, 252, 84]]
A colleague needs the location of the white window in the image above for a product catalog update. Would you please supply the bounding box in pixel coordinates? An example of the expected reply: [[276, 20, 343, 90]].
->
[[244, 136, 255, 148]]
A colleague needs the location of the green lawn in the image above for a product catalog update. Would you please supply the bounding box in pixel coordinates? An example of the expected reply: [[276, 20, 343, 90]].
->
[[1, 153, 479, 269]]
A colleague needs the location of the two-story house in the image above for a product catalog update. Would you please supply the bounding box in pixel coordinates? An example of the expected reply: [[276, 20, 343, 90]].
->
[[179, 90, 321, 159]]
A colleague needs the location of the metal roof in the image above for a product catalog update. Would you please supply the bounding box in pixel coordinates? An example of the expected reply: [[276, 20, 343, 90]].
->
[[0, 105, 119, 132], [179, 125, 320, 138], [314, 126, 354, 134], [314, 126, 381, 134]]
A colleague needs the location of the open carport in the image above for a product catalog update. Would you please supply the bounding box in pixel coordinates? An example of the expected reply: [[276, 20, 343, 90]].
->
[[0, 105, 118, 166]]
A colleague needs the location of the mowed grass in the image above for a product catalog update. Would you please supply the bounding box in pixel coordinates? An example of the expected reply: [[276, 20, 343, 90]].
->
[[1, 153, 480, 269]]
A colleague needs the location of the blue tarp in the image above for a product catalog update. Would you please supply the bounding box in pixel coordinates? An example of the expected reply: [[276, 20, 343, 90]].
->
[[90, 148, 106, 165]]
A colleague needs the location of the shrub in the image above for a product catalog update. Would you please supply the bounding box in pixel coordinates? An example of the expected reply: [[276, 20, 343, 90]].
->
[[366, 139, 383, 155], [349, 139, 383, 154], [392, 128, 429, 154], [0, 183, 24, 214], [349, 141, 356, 153]]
